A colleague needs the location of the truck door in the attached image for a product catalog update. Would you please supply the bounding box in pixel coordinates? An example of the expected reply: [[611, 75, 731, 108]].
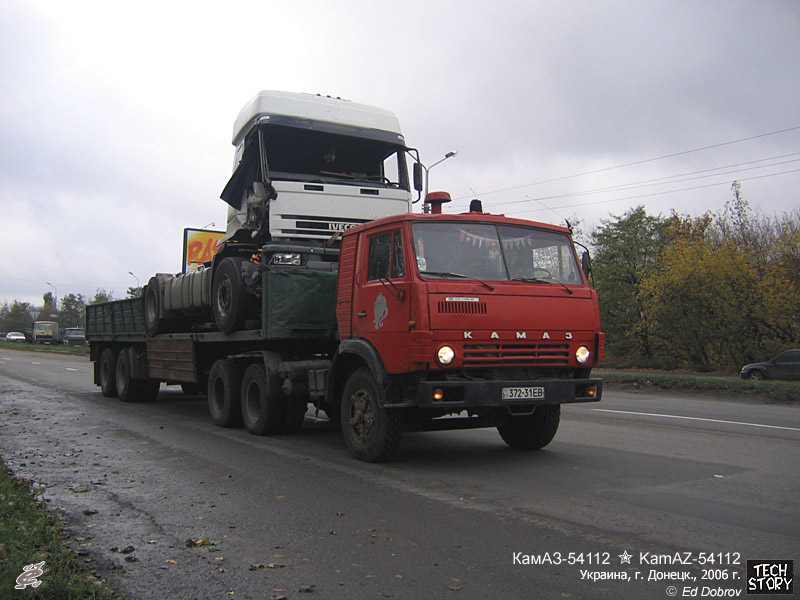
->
[[352, 228, 411, 373]]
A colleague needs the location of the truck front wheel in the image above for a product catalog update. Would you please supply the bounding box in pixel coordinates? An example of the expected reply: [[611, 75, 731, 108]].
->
[[99, 347, 118, 398], [241, 363, 285, 435], [207, 360, 243, 427], [497, 405, 560, 450], [340, 368, 402, 462]]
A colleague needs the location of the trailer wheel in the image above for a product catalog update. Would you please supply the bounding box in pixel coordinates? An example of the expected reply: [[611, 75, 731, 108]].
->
[[116, 349, 160, 403], [241, 363, 285, 435], [207, 360, 244, 427], [340, 368, 402, 462], [497, 405, 560, 450], [212, 257, 246, 333], [99, 347, 118, 398]]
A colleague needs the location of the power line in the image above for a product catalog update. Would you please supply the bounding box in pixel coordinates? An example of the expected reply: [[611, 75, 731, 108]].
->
[[455, 125, 800, 200], [502, 168, 800, 217], [479, 155, 800, 209]]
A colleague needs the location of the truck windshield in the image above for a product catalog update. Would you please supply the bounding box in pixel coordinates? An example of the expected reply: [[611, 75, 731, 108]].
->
[[262, 125, 409, 190], [412, 222, 583, 285]]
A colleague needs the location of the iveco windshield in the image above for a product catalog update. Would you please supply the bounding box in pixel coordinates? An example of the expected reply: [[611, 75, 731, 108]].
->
[[263, 125, 409, 190], [412, 222, 582, 284]]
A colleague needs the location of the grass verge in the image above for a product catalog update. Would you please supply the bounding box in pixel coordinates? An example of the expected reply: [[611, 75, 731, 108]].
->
[[0, 461, 114, 598], [0, 342, 89, 356], [597, 370, 800, 403]]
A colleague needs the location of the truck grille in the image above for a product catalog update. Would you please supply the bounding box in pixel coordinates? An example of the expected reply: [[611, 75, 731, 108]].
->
[[437, 301, 487, 315], [462, 342, 570, 366]]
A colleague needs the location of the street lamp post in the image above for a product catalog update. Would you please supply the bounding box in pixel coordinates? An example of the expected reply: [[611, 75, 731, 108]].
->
[[128, 272, 140, 288], [46, 282, 57, 312], [423, 151, 458, 213]]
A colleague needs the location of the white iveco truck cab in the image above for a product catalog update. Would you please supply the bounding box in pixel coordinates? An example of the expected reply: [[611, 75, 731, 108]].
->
[[221, 91, 415, 246], [143, 91, 421, 336]]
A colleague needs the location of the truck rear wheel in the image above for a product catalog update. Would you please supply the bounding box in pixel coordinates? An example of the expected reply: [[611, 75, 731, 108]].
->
[[116, 348, 160, 403], [340, 368, 402, 462], [99, 347, 118, 398], [497, 405, 560, 450], [207, 360, 243, 427], [212, 257, 246, 333], [241, 363, 285, 435]]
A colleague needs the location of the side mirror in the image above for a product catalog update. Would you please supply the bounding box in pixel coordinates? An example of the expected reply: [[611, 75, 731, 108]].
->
[[413, 162, 424, 192], [581, 251, 592, 277]]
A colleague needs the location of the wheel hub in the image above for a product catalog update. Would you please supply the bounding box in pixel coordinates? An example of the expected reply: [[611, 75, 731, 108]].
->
[[217, 278, 232, 317], [349, 389, 375, 443]]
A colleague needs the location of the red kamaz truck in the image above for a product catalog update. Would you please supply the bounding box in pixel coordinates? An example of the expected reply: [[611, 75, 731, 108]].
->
[[85, 91, 603, 461], [86, 197, 603, 461]]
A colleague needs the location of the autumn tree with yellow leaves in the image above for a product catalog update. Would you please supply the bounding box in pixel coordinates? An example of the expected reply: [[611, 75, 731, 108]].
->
[[592, 183, 799, 370]]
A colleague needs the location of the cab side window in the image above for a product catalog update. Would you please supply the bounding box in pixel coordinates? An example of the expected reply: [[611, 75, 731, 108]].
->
[[368, 231, 404, 281], [392, 231, 405, 278], [368, 234, 391, 281]]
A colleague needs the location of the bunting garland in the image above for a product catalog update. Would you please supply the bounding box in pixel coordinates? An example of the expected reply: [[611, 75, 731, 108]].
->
[[457, 229, 534, 249]]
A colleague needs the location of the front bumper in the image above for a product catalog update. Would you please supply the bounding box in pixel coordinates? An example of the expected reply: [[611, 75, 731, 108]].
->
[[410, 377, 602, 409]]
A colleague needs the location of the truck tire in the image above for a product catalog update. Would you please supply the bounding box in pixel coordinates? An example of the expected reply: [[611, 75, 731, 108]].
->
[[207, 360, 244, 427], [497, 405, 560, 450], [144, 277, 163, 336], [116, 348, 160, 403], [340, 368, 402, 462], [212, 257, 246, 333], [99, 347, 118, 398], [241, 362, 285, 435]]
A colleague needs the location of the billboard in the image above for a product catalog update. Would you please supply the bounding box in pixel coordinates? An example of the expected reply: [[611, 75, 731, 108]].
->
[[182, 228, 225, 273]]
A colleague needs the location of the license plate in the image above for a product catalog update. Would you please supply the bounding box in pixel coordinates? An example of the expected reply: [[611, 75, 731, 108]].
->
[[501, 386, 545, 400]]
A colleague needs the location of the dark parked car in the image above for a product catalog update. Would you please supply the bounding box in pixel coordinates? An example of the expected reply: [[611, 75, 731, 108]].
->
[[740, 349, 800, 381], [62, 327, 87, 346]]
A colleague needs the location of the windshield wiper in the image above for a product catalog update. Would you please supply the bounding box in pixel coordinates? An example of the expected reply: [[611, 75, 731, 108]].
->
[[319, 170, 360, 179], [511, 277, 573, 295], [511, 277, 550, 284], [420, 271, 495, 291]]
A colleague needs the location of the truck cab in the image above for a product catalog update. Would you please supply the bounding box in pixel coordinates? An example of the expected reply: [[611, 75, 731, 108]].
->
[[33, 321, 60, 345], [220, 91, 414, 248], [329, 205, 603, 460]]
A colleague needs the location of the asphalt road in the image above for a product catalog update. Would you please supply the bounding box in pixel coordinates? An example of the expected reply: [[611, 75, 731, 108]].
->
[[1, 347, 798, 599]]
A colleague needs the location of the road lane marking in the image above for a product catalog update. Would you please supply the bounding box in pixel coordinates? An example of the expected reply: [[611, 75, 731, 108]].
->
[[65, 368, 79, 371], [31, 361, 41, 365], [592, 408, 800, 432]]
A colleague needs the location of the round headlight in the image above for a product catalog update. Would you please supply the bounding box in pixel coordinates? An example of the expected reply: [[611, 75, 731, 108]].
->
[[576, 345, 591, 364], [437, 345, 456, 366]]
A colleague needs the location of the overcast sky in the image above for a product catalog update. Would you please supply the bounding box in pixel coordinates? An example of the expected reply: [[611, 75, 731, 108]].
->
[[1, 0, 798, 308]]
